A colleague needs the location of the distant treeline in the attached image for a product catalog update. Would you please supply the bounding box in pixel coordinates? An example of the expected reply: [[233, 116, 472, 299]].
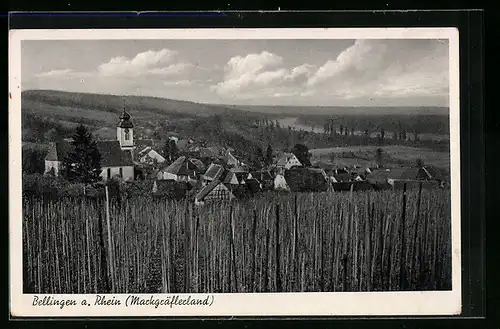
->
[[297, 114, 450, 136]]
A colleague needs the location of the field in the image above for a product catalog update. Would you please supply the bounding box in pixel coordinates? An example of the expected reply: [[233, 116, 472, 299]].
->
[[22, 188, 452, 294], [311, 145, 451, 171]]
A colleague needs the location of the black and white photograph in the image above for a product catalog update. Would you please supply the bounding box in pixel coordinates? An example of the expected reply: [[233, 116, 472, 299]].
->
[[9, 28, 461, 316]]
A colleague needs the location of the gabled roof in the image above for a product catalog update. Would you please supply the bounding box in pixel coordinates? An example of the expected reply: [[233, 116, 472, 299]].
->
[[160, 156, 202, 176], [203, 163, 225, 180], [276, 153, 301, 167], [195, 179, 231, 201], [96, 141, 134, 167]]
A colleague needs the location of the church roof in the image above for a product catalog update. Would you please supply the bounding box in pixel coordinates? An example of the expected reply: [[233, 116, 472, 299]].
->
[[96, 141, 134, 167], [45, 140, 134, 168]]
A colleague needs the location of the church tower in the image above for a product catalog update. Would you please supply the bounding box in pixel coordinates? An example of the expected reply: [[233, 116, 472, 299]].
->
[[117, 109, 134, 151]]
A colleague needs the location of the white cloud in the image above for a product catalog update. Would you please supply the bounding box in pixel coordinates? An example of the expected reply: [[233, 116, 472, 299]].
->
[[98, 48, 183, 77], [212, 51, 315, 98], [34, 69, 92, 79]]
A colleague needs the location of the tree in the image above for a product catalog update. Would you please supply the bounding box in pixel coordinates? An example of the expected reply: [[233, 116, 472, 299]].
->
[[381, 128, 385, 140], [265, 144, 273, 166], [291, 143, 312, 167], [340, 124, 343, 136], [329, 152, 336, 165], [254, 147, 264, 169], [351, 127, 355, 136], [413, 130, 419, 142], [375, 148, 384, 168], [63, 124, 102, 184], [163, 139, 178, 163], [22, 147, 47, 174], [416, 158, 424, 168]]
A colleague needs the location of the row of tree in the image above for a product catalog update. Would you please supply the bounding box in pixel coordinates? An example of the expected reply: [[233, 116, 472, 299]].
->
[[323, 119, 420, 141]]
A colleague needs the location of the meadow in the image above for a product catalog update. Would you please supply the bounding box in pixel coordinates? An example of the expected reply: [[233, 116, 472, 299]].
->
[[311, 145, 451, 171], [22, 187, 452, 294]]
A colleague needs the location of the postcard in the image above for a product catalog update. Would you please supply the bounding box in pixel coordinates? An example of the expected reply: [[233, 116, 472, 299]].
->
[[9, 27, 461, 317]]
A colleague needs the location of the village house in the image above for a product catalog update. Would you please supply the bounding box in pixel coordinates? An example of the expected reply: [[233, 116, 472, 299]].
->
[[274, 173, 290, 191], [155, 156, 206, 182], [195, 177, 234, 205], [135, 146, 166, 166], [276, 153, 302, 171], [44, 109, 138, 181], [201, 163, 225, 185]]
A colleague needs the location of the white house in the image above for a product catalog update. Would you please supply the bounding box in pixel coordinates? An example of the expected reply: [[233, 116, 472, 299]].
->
[[137, 146, 166, 165], [195, 180, 235, 205], [274, 174, 290, 191], [156, 156, 206, 182], [276, 153, 302, 170]]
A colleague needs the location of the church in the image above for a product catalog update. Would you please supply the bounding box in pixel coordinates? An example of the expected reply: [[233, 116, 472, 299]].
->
[[45, 109, 149, 182]]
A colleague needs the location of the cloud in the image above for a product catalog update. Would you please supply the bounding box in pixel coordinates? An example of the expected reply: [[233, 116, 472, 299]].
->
[[97, 48, 192, 77], [211, 51, 315, 98], [34, 69, 91, 79], [303, 39, 449, 102]]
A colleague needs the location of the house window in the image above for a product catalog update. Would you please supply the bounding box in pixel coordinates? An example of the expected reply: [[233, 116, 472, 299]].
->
[[119, 167, 123, 177], [107, 168, 111, 179], [124, 128, 130, 140]]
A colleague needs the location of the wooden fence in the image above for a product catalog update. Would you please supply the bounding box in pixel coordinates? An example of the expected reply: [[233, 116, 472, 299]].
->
[[22, 184, 452, 294]]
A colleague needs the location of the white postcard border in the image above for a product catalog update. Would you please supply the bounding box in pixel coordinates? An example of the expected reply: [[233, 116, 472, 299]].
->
[[9, 27, 461, 317]]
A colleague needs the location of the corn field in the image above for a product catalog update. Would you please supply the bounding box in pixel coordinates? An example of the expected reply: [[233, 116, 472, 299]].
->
[[22, 186, 452, 294]]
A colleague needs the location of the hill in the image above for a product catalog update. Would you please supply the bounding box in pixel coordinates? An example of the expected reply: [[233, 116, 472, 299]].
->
[[230, 104, 450, 116], [21, 89, 256, 119]]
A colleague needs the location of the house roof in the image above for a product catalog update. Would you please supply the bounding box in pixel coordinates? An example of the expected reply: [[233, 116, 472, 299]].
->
[[189, 158, 206, 172], [160, 156, 200, 176], [277, 153, 300, 166], [96, 141, 134, 167], [195, 179, 227, 201], [46, 140, 134, 167], [203, 163, 225, 180], [251, 170, 273, 182]]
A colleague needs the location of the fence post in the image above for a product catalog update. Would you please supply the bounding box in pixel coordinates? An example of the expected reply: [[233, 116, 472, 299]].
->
[[399, 183, 408, 290], [105, 186, 115, 292], [251, 208, 257, 292], [275, 202, 282, 292], [229, 204, 238, 292], [293, 194, 299, 291], [411, 182, 423, 287]]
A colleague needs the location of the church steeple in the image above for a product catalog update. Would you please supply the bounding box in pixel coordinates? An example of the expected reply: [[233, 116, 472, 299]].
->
[[117, 108, 134, 150]]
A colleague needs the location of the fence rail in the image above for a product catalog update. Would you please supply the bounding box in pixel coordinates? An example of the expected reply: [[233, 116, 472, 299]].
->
[[22, 186, 452, 294]]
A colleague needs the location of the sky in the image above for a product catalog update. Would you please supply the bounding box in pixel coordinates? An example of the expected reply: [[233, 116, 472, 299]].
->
[[21, 39, 450, 107]]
